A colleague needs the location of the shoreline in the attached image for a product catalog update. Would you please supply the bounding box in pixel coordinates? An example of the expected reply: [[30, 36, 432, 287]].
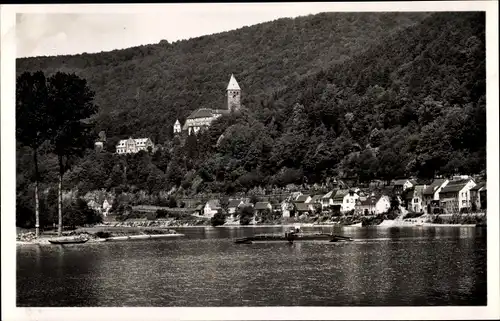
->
[[16, 221, 483, 246]]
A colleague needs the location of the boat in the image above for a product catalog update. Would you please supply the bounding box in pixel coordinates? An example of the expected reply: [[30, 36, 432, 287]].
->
[[234, 226, 353, 244], [48, 237, 89, 245]]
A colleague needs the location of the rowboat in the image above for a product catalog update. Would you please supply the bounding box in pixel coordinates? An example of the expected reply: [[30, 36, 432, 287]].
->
[[48, 238, 89, 245]]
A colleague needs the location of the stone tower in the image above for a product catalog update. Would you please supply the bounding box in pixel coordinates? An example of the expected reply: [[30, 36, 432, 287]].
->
[[227, 74, 241, 112]]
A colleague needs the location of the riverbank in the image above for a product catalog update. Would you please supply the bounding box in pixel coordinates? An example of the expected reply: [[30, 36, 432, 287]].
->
[[16, 226, 183, 246]]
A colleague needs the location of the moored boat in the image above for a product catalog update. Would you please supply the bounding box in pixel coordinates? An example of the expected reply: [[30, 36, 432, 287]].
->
[[48, 237, 89, 245]]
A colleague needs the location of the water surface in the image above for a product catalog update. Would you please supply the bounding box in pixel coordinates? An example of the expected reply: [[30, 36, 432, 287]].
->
[[17, 226, 487, 307]]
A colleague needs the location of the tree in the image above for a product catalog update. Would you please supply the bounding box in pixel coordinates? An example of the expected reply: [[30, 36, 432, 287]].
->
[[16, 71, 50, 238], [238, 205, 254, 225], [210, 209, 227, 227], [46, 72, 98, 236]]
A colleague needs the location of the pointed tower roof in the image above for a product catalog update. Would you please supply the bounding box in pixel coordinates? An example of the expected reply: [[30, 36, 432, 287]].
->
[[174, 119, 180, 125], [227, 74, 240, 90]]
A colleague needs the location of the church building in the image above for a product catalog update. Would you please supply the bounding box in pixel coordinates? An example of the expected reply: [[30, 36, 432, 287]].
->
[[175, 74, 241, 135]]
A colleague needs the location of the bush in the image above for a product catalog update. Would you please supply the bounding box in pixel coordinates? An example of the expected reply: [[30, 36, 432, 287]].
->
[[239, 205, 254, 225], [95, 231, 112, 238], [432, 215, 443, 224], [210, 212, 226, 227], [156, 209, 168, 218], [460, 207, 471, 214], [403, 212, 424, 219]]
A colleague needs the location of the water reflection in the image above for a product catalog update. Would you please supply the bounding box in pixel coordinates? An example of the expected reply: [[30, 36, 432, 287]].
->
[[17, 226, 487, 307]]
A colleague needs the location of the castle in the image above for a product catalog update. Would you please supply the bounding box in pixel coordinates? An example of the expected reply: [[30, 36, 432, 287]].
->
[[174, 74, 241, 135]]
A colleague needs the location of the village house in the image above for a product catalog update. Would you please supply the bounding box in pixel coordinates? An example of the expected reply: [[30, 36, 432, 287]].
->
[[321, 191, 335, 208], [439, 178, 476, 213], [280, 200, 293, 218], [204, 199, 221, 218], [116, 137, 154, 154], [404, 185, 427, 213], [177, 74, 241, 135], [102, 199, 112, 216], [295, 202, 314, 215], [310, 194, 324, 210], [392, 179, 417, 195], [355, 193, 391, 215], [194, 204, 204, 216], [227, 199, 244, 214], [422, 178, 449, 214], [331, 189, 359, 214], [295, 194, 312, 203], [470, 182, 486, 211], [254, 202, 272, 214]]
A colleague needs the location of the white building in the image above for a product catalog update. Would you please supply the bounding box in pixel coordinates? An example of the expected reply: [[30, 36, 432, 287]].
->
[[173, 120, 182, 134], [116, 137, 154, 154], [332, 189, 359, 213], [204, 199, 221, 218], [227, 199, 244, 215], [439, 179, 476, 213], [321, 191, 335, 208], [356, 194, 391, 215]]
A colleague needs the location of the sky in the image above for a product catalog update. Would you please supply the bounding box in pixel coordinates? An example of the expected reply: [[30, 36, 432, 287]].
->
[[15, 3, 357, 58]]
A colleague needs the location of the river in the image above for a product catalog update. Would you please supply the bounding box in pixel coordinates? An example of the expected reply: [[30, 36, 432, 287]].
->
[[16, 226, 486, 307]]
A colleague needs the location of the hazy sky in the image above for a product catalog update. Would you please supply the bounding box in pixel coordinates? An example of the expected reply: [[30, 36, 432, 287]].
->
[[16, 3, 356, 58]]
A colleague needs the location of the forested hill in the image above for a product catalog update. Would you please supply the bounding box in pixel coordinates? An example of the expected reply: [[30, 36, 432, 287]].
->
[[249, 11, 485, 182], [16, 12, 426, 143]]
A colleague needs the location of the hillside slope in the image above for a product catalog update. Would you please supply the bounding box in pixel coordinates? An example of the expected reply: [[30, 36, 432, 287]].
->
[[17, 12, 426, 143], [260, 11, 486, 181], [194, 11, 486, 190]]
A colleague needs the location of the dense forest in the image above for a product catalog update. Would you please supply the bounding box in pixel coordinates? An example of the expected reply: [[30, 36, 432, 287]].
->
[[16, 12, 486, 227], [17, 12, 427, 143]]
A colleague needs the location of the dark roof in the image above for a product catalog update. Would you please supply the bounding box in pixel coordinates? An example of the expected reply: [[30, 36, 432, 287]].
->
[[254, 202, 271, 210], [332, 189, 349, 202], [228, 199, 243, 208], [295, 203, 311, 212], [310, 195, 323, 203], [296, 195, 310, 203], [393, 179, 411, 186], [322, 191, 334, 199], [187, 108, 218, 119], [423, 179, 446, 195], [470, 182, 486, 191], [440, 183, 467, 194], [359, 194, 382, 206]]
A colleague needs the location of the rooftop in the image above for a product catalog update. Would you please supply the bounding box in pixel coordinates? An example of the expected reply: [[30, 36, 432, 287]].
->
[[254, 202, 271, 210], [228, 199, 243, 208], [295, 195, 311, 203], [440, 183, 467, 194], [227, 74, 241, 90]]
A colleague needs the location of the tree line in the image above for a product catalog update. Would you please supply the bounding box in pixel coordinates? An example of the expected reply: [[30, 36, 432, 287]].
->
[[16, 71, 98, 236]]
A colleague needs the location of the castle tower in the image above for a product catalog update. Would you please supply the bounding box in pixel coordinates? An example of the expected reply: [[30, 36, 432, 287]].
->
[[227, 74, 241, 112]]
